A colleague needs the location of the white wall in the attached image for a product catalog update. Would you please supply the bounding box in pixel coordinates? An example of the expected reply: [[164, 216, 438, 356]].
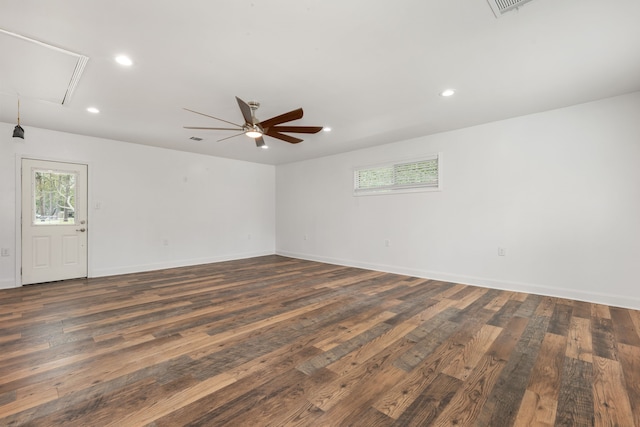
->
[[276, 92, 640, 310], [0, 124, 275, 288], [3, 93, 639, 309]]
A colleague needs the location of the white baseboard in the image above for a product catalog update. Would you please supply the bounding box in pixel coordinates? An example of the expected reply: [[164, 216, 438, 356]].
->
[[276, 250, 640, 311], [90, 250, 275, 278]]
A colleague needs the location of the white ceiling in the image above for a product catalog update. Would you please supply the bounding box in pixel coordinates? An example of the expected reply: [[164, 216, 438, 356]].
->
[[1, 0, 639, 165]]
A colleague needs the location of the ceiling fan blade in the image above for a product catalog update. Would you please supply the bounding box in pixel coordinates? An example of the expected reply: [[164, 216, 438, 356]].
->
[[184, 126, 242, 131], [269, 125, 323, 134], [265, 129, 303, 144], [255, 136, 266, 148], [183, 108, 243, 127], [259, 108, 304, 129], [217, 132, 246, 142], [236, 96, 254, 124]]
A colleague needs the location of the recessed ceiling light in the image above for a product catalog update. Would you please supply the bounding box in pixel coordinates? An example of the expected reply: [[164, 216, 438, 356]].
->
[[440, 89, 456, 97], [261, 145, 269, 149], [323, 127, 332, 132], [115, 55, 133, 66], [87, 107, 100, 114]]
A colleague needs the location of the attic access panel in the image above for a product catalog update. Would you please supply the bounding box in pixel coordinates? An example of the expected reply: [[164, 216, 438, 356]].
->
[[0, 28, 88, 104]]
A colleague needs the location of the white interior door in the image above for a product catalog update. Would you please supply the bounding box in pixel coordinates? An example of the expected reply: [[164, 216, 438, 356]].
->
[[21, 159, 88, 285]]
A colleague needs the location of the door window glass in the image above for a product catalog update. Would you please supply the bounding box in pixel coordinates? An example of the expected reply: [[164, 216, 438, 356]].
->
[[33, 170, 77, 225]]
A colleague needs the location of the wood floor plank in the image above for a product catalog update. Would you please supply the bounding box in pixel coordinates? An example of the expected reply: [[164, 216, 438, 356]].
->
[[0, 334, 21, 345], [152, 344, 323, 426], [591, 303, 612, 319], [393, 373, 461, 426], [511, 292, 529, 302], [0, 333, 147, 390], [393, 318, 460, 372], [0, 383, 59, 419], [487, 298, 523, 327], [617, 343, 640, 427], [547, 303, 573, 336], [427, 316, 529, 426], [566, 316, 593, 362], [483, 291, 515, 311], [313, 310, 397, 352], [433, 283, 467, 300], [296, 322, 393, 376], [513, 333, 566, 426], [555, 356, 594, 427], [592, 355, 636, 427], [0, 255, 638, 426], [313, 354, 403, 426], [535, 296, 557, 317], [439, 324, 503, 381], [610, 306, 640, 347], [325, 320, 419, 377], [628, 309, 640, 336], [308, 337, 414, 412], [196, 369, 317, 427], [0, 342, 51, 366], [591, 317, 618, 360], [112, 372, 236, 426], [430, 352, 506, 426], [451, 287, 488, 310], [572, 300, 593, 319], [513, 293, 542, 318], [474, 314, 550, 427]]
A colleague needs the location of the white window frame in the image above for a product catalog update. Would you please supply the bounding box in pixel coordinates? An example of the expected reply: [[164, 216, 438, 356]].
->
[[353, 153, 441, 196]]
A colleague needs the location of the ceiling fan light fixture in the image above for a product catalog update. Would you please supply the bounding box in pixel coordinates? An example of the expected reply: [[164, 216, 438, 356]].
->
[[245, 130, 263, 138]]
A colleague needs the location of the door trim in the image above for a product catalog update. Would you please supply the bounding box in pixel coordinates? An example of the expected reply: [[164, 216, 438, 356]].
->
[[16, 155, 93, 286]]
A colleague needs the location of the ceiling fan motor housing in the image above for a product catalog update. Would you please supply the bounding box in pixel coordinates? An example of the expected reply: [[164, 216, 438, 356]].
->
[[248, 101, 260, 124]]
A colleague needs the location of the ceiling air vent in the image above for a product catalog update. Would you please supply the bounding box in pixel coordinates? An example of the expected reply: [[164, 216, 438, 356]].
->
[[189, 136, 203, 141], [487, 0, 536, 17]]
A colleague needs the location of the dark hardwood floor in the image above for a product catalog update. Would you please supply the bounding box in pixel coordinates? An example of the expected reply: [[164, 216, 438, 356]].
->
[[0, 255, 638, 426]]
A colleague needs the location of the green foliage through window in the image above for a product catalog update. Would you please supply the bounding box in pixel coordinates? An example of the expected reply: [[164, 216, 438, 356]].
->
[[33, 170, 77, 225]]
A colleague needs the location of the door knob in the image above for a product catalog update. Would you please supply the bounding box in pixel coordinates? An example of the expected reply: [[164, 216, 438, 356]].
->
[[76, 228, 86, 232]]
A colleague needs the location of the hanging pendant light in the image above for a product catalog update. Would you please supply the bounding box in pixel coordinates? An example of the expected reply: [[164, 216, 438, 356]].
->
[[13, 98, 24, 139]]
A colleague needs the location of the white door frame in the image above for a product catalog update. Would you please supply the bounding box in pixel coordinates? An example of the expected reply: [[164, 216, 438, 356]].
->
[[15, 155, 93, 286]]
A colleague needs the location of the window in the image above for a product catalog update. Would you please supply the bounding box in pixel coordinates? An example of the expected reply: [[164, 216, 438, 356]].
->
[[354, 154, 440, 195], [32, 169, 78, 225]]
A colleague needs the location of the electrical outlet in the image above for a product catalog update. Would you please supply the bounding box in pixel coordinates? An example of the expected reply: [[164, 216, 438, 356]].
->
[[303, 235, 308, 241], [163, 239, 169, 246], [498, 247, 507, 256], [1, 248, 9, 257], [385, 239, 391, 247]]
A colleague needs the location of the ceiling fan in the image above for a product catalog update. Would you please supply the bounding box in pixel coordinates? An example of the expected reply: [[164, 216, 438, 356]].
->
[[184, 97, 324, 148]]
